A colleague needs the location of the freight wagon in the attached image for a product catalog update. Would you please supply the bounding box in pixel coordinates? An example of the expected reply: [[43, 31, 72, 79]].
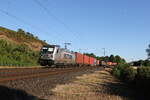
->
[[75, 52, 84, 66], [89, 57, 95, 66], [96, 60, 100, 65], [83, 55, 90, 65]]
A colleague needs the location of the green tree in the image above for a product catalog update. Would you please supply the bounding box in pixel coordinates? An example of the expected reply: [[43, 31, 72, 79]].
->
[[84, 53, 96, 58], [115, 55, 122, 64], [143, 60, 150, 66], [17, 29, 25, 35], [105, 56, 109, 62], [109, 54, 115, 62], [121, 58, 126, 63]]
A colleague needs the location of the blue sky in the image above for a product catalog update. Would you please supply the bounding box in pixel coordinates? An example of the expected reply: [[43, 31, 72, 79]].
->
[[0, 0, 150, 62]]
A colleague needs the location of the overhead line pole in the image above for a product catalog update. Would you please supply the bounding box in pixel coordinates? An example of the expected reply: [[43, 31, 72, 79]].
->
[[102, 48, 106, 57], [64, 43, 71, 49]]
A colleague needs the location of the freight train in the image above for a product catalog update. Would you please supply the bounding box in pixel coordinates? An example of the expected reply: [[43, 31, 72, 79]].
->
[[100, 61, 117, 66], [38, 45, 100, 67]]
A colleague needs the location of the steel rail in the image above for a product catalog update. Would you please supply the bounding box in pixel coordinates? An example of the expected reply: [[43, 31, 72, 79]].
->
[[0, 67, 99, 83]]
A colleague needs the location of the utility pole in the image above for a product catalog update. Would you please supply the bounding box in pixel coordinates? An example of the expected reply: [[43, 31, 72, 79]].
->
[[64, 43, 71, 49], [102, 48, 106, 57]]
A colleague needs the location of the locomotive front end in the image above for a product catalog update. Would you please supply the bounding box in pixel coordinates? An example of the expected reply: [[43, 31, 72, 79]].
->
[[39, 45, 55, 66]]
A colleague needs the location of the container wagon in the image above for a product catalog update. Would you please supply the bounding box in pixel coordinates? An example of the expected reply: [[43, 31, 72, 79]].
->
[[75, 52, 84, 66], [89, 57, 95, 66], [96, 60, 100, 66], [83, 55, 90, 65]]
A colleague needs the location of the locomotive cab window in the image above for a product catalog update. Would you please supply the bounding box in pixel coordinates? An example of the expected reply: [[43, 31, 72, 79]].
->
[[64, 54, 72, 59], [48, 48, 54, 52], [69, 55, 72, 59], [41, 47, 54, 54]]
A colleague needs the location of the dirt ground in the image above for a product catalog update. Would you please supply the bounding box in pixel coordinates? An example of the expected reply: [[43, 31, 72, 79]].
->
[[50, 68, 136, 100]]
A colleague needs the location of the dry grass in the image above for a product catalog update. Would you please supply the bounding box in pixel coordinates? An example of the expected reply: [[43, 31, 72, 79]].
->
[[49, 69, 135, 100], [0, 27, 46, 51]]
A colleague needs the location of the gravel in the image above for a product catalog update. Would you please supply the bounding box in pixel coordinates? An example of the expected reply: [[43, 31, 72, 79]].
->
[[0, 67, 103, 100]]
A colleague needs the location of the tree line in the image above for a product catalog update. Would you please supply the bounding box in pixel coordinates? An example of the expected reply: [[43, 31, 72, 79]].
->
[[131, 44, 150, 66], [84, 53, 126, 64], [112, 44, 150, 97]]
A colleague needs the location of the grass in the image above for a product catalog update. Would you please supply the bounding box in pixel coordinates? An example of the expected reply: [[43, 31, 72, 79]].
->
[[0, 39, 40, 67], [50, 68, 135, 100], [0, 26, 48, 67]]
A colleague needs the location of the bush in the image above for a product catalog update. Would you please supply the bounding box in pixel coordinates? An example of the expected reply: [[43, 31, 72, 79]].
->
[[112, 67, 121, 77], [122, 67, 137, 81], [0, 40, 39, 66], [137, 67, 150, 78], [135, 67, 150, 92], [112, 65, 150, 94], [112, 64, 137, 81]]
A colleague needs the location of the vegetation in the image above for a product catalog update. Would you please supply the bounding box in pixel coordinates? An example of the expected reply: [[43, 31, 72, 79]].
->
[[131, 59, 150, 66], [112, 44, 150, 97], [112, 64, 150, 96], [0, 27, 46, 44], [98, 55, 126, 64], [84, 53, 126, 64], [84, 53, 97, 58], [136, 67, 150, 92], [112, 64, 137, 81], [0, 27, 48, 66], [0, 40, 39, 66], [0, 27, 47, 51], [146, 44, 150, 59], [51, 70, 134, 100]]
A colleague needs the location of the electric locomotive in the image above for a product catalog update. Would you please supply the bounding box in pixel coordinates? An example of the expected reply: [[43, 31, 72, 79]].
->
[[39, 45, 75, 66]]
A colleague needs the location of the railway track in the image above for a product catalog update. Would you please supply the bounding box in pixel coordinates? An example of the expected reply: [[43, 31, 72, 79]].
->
[[0, 66, 102, 83]]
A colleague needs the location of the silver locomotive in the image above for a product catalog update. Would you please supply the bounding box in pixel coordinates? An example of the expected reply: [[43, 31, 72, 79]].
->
[[39, 45, 75, 66]]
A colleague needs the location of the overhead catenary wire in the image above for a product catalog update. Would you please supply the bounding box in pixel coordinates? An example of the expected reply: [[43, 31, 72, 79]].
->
[[33, 0, 80, 41], [1, 0, 84, 51], [0, 9, 39, 31], [0, 8, 64, 44]]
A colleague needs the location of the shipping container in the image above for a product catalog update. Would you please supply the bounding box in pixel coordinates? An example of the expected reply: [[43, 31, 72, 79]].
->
[[96, 60, 100, 65], [89, 57, 94, 65], [101, 61, 106, 66], [112, 63, 117, 66], [75, 52, 84, 64], [107, 62, 113, 66], [94, 59, 97, 66], [83, 55, 90, 65]]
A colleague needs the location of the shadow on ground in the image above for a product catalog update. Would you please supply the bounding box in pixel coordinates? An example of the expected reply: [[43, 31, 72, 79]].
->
[[100, 82, 135, 100], [96, 72, 148, 100], [0, 85, 45, 100]]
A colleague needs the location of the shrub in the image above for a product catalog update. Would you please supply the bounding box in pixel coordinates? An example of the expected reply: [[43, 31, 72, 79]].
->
[[0, 40, 39, 66], [112, 67, 121, 77], [112, 64, 137, 81], [137, 67, 150, 78], [112, 64, 130, 78], [121, 67, 137, 81], [135, 67, 150, 92]]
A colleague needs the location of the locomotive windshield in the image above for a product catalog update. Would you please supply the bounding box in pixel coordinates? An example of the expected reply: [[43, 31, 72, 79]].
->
[[41, 47, 54, 54]]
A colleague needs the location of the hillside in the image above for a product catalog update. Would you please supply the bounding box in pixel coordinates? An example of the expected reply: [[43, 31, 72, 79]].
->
[[0, 26, 47, 51], [0, 26, 48, 66]]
